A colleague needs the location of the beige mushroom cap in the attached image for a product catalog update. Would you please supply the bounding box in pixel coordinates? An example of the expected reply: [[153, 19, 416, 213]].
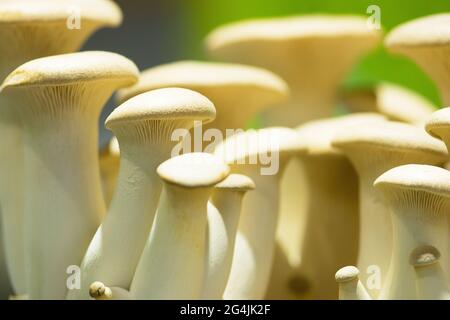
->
[[214, 127, 305, 164], [116, 60, 288, 107], [157, 153, 229, 188], [374, 164, 450, 198], [335, 266, 360, 283], [215, 174, 255, 191], [0, 0, 121, 27], [106, 88, 216, 129], [206, 15, 381, 51], [296, 113, 386, 156], [376, 83, 436, 124], [425, 107, 450, 140], [385, 13, 450, 48], [409, 245, 441, 267], [332, 121, 447, 159], [0, 51, 139, 90]]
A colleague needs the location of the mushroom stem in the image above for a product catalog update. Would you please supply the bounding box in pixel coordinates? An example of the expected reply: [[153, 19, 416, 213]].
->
[[20, 93, 108, 299], [0, 102, 25, 295], [130, 153, 229, 299], [224, 166, 281, 299], [411, 246, 450, 300], [132, 185, 210, 299], [69, 88, 216, 300], [202, 175, 255, 299], [374, 164, 450, 299], [0, 0, 122, 296], [335, 266, 371, 300], [0, 51, 139, 299], [332, 121, 448, 298]]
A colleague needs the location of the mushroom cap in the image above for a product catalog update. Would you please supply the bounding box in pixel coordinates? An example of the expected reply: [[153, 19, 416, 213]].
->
[[409, 245, 441, 267], [425, 107, 450, 140], [206, 15, 381, 51], [335, 266, 359, 283], [105, 88, 216, 129], [0, 0, 121, 27], [214, 127, 305, 164], [385, 13, 450, 49], [157, 153, 229, 188], [214, 174, 255, 191], [116, 60, 288, 105], [376, 83, 436, 124], [296, 113, 386, 156], [0, 51, 138, 90], [332, 121, 447, 158], [89, 281, 107, 298], [374, 164, 450, 198]]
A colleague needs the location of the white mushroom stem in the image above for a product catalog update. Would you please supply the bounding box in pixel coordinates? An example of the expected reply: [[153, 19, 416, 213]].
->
[[332, 121, 448, 298], [130, 153, 229, 299], [374, 164, 450, 299], [99, 137, 120, 208], [335, 266, 371, 300], [224, 167, 280, 299], [202, 174, 255, 299], [0, 51, 138, 299], [89, 281, 133, 300], [214, 128, 303, 300], [69, 88, 216, 300], [271, 114, 384, 300], [0, 101, 25, 295], [410, 246, 450, 300], [0, 0, 122, 296]]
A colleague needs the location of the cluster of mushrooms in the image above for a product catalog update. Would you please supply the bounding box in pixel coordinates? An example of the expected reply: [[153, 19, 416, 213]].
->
[[0, 0, 449, 300]]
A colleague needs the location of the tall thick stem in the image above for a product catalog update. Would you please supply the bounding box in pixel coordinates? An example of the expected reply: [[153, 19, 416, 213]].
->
[[295, 156, 359, 299], [130, 185, 210, 299], [0, 98, 25, 295], [23, 114, 104, 299]]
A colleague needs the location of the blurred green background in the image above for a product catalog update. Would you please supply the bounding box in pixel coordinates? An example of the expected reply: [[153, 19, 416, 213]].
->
[[87, 0, 450, 144]]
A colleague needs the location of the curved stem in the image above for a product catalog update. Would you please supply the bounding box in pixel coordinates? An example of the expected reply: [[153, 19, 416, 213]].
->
[[224, 167, 279, 299], [202, 190, 244, 299]]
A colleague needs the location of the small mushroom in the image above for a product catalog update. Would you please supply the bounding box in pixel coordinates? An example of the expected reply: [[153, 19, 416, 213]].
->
[[214, 127, 304, 299], [385, 14, 450, 105], [68, 88, 216, 300], [410, 245, 450, 300], [0, 0, 121, 296], [268, 113, 385, 300], [0, 51, 139, 299], [99, 137, 120, 208], [130, 153, 229, 299], [205, 15, 381, 125], [202, 174, 255, 299], [332, 121, 448, 298], [89, 281, 133, 300], [335, 266, 371, 300], [374, 164, 450, 299], [116, 61, 288, 136], [341, 83, 437, 126]]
